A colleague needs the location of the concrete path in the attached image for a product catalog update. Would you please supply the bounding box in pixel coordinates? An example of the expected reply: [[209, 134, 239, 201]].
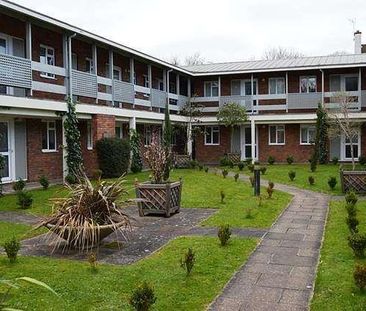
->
[[209, 172, 330, 311], [0, 210, 39, 225]]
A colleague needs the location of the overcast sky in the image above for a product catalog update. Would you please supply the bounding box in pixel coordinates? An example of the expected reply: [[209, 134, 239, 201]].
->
[[11, 0, 366, 63]]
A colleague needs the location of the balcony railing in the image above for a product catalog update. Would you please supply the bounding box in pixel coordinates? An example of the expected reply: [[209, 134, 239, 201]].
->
[[178, 95, 189, 107], [287, 92, 322, 109], [72, 70, 98, 98], [113, 80, 134, 104], [220, 95, 253, 111], [0, 53, 32, 89], [151, 89, 167, 108]]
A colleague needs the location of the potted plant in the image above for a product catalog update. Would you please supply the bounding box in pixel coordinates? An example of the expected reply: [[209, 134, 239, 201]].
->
[[135, 133, 182, 217], [37, 173, 131, 252]]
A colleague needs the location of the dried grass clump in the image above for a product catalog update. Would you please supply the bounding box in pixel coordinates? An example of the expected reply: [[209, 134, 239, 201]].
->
[[37, 173, 131, 252]]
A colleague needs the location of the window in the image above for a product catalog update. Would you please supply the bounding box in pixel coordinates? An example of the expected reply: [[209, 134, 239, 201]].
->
[[143, 75, 149, 88], [231, 80, 241, 95], [300, 125, 316, 145], [42, 121, 57, 151], [344, 131, 360, 160], [157, 79, 164, 91], [269, 125, 285, 145], [144, 125, 152, 146], [115, 124, 123, 139], [71, 53, 77, 70], [205, 126, 220, 145], [0, 37, 7, 54], [204, 81, 219, 97], [40, 45, 55, 78], [86, 58, 94, 74], [87, 121, 93, 150], [330, 75, 359, 92], [300, 76, 317, 93], [269, 78, 285, 94], [133, 72, 137, 85]]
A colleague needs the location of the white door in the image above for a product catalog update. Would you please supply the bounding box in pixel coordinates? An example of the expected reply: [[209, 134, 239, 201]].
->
[[0, 121, 12, 181], [241, 126, 258, 160]]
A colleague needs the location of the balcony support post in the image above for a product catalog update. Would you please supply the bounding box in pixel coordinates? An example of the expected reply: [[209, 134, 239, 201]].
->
[[148, 64, 152, 110], [109, 49, 114, 105], [163, 69, 167, 92], [218, 76, 221, 98], [321, 69, 325, 106], [67, 35, 73, 99], [251, 118, 256, 163], [285, 72, 288, 112], [187, 122, 193, 158], [176, 74, 180, 96], [130, 57, 135, 107], [251, 74, 254, 113], [188, 78, 191, 97], [62, 115, 68, 181], [26, 21, 32, 96], [359, 68, 362, 110], [92, 44, 98, 103]]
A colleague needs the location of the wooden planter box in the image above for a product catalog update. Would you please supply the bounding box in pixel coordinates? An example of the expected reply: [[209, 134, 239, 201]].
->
[[174, 154, 191, 168], [135, 180, 183, 217], [340, 170, 366, 194]]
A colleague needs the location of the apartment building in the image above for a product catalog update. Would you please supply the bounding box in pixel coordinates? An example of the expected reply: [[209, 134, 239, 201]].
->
[[1, 0, 366, 183]]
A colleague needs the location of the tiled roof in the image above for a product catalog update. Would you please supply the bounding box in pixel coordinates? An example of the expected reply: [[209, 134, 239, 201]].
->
[[183, 54, 366, 74]]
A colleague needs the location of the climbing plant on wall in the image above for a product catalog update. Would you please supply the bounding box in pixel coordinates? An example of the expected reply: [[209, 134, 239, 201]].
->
[[64, 97, 83, 181], [315, 103, 329, 164], [130, 129, 143, 173]]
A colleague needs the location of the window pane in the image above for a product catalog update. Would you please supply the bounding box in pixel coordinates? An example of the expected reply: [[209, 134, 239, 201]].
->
[[0, 38, 6, 54], [244, 128, 251, 144], [300, 78, 308, 93], [42, 125, 48, 149], [301, 128, 308, 143], [212, 131, 219, 144], [244, 81, 253, 95], [48, 129, 56, 150], [309, 128, 316, 143], [0, 155, 9, 178], [115, 127, 121, 138], [204, 83, 211, 97], [40, 47, 46, 57], [345, 77, 358, 92], [0, 122, 8, 152], [277, 130, 285, 144], [212, 83, 218, 97], [205, 128, 211, 144], [231, 81, 241, 95], [277, 79, 285, 94], [308, 78, 316, 92], [253, 81, 257, 95], [330, 76, 341, 92], [269, 126, 276, 143], [245, 146, 251, 158], [269, 80, 276, 94]]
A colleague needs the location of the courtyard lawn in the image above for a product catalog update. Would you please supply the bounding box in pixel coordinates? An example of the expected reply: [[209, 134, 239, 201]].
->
[[0, 221, 46, 245], [229, 164, 348, 194], [311, 200, 366, 310], [1, 236, 257, 311], [0, 169, 292, 228]]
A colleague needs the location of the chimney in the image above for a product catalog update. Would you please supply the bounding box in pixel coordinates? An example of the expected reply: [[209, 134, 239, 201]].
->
[[354, 30, 362, 54]]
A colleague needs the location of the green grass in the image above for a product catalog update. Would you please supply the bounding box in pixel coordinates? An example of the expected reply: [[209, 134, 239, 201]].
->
[[0, 221, 46, 245], [1, 236, 257, 310], [311, 200, 366, 310], [0, 169, 292, 228], [229, 164, 346, 194]]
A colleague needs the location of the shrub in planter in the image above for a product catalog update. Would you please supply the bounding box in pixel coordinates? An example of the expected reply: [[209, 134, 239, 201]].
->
[[219, 156, 231, 167], [286, 155, 294, 165], [218, 224, 232, 246], [267, 156, 275, 165], [260, 167, 267, 175], [238, 161, 245, 171], [348, 233, 366, 258], [346, 191, 358, 206], [222, 169, 228, 178], [308, 176, 315, 185], [13, 178, 26, 192], [328, 177, 337, 190], [346, 215, 359, 233], [234, 173, 239, 182], [96, 138, 130, 178], [129, 281, 156, 311], [3, 237, 20, 263], [359, 155, 366, 166], [180, 248, 195, 276], [39, 175, 49, 190], [288, 170, 296, 181], [332, 156, 339, 165], [354, 265, 366, 290], [17, 190, 33, 209]]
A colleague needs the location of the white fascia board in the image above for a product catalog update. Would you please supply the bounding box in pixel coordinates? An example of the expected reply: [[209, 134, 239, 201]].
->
[[0, 95, 67, 112], [0, 0, 191, 76]]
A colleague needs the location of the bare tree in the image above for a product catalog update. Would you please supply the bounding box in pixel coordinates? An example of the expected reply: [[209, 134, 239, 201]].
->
[[262, 46, 304, 60], [326, 92, 359, 170], [166, 55, 181, 66], [184, 52, 206, 66]]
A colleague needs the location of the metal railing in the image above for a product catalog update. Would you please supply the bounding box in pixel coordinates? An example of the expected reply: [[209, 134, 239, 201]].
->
[[0, 53, 32, 89], [72, 70, 98, 98]]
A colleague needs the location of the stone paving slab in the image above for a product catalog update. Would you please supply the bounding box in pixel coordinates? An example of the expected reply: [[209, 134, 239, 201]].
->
[[0, 211, 39, 225], [209, 172, 330, 311]]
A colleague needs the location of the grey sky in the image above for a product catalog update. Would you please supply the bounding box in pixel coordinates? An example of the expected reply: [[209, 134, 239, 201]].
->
[[11, 0, 366, 63]]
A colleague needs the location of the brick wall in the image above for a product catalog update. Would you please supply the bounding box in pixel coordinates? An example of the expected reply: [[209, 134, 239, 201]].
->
[[195, 126, 231, 164], [92, 114, 116, 140], [78, 120, 98, 176], [26, 118, 63, 181], [258, 124, 314, 163]]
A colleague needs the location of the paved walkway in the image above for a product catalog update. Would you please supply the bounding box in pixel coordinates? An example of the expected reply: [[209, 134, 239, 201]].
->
[[209, 172, 330, 311]]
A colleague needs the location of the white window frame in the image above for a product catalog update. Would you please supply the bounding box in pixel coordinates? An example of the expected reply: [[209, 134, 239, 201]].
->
[[85, 57, 94, 74], [42, 121, 57, 152], [341, 130, 361, 161], [300, 125, 316, 145], [143, 74, 149, 88], [329, 74, 359, 92], [299, 76, 317, 93], [204, 126, 220, 145], [87, 121, 93, 150], [40, 44, 55, 79], [115, 123, 123, 139], [268, 125, 285, 145], [268, 77, 285, 95], [204, 81, 219, 97], [231, 79, 258, 96]]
